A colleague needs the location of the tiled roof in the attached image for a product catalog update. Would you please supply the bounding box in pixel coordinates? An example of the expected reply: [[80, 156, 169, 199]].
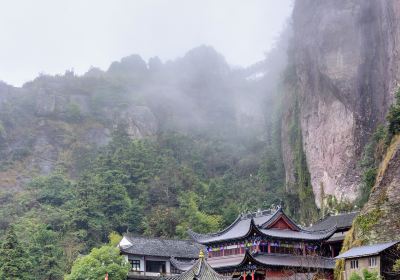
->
[[119, 235, 203, 259], [335, 241, 399, 259], [259, 228, 336, 241], [162, 257, 234, 280], [188, 210, 275, 244], [254, 254, 335, 269], [189, 208, 336, 244], [170, 258, 196, 271], [308, 212, 358, 231], [206, 252, 335, 270]]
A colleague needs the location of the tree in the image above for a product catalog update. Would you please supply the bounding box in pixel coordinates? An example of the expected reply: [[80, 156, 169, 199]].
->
[[65, 245, 129, 280], [29, 226, 65, 280], [29, 171, 73, 207], [0, 225, 33, 280], [176, 191, 222, 237]]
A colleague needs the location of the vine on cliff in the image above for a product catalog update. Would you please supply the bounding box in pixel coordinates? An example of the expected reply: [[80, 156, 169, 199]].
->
[[284, 94, 319, 224]]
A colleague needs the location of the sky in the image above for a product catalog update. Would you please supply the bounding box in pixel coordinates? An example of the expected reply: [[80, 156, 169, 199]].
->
[[0, 0, 293, 86]]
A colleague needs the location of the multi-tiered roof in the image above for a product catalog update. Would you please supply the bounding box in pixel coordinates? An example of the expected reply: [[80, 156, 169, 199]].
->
[[163, 252, 234, 280], [188, 208, 337, 245]]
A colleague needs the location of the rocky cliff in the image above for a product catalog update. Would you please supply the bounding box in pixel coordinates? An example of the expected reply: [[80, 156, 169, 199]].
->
[[0, 77, 158, 191], [283, 0, 400, 207], [0, 46, 271, 193]]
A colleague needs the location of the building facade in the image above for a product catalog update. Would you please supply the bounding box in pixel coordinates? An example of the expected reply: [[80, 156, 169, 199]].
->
[[187, 208, 353, 280], [119, 235, 202, 279], [336, 241, 400, 280], [119, 208, 357, 280]]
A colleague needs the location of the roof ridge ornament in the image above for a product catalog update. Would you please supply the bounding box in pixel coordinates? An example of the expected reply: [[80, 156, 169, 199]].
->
[[199, 250, 205, 259]]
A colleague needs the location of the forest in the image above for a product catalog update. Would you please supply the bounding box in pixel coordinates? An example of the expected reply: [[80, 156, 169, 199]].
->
[[0, 45, 289, 278]]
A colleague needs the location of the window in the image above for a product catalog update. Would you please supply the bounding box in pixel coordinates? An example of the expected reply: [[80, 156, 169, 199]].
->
[[350, 259, 359, 269], [130, 260, 140, 271], [146, 260, 166, 273], [369, 257, 377, 267]]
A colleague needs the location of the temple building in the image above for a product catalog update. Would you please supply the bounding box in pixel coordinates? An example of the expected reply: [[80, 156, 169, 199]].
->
[[162, 251, 234, 280], [118, 208, 357, 280], [308, 211, 358, 258], [119, 235, 202, 279], [186, 208, 356, 280]]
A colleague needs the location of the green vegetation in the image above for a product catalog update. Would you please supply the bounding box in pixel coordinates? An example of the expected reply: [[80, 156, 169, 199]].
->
[[0, 45, 296, 278], [349, 272, 362, 280], [285, 95, 318, 223], [357, 88, 400, 207], [362, 269, 380, 280], [387, 89, 400, 138], [0, 126, 286, 277], [0, 226, 33, 280], [335, 88, 400, 279], [354, 209, 382, 239], [394, 259, 400, 272], [65, 244, 129, 280], [65, 103, 82, 123], [357, 126, 386, 207], [348, 270, 380, 280]]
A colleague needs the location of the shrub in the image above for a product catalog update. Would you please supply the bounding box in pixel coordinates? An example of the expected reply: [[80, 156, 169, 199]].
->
[[349, 271, 362, 280]]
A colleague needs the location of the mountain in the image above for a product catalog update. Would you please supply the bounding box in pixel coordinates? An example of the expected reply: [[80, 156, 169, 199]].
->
[[282, 0, 400, 208], [0, 44, 292, 276]]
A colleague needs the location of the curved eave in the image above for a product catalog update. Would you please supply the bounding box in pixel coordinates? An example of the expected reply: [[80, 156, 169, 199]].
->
[[188, 214, 243, 243], [261, 225, 338, 242], [212, 252, 334, 271], [164, 258, 234, 280], [170, 257, 196, 272], [189, 218, 265, 245], [190, 224, 337, 245]]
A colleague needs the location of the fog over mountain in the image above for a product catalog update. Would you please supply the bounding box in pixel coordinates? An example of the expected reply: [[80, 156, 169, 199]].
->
[[0, 0, 293, 86], [1, 1, 400, 279]]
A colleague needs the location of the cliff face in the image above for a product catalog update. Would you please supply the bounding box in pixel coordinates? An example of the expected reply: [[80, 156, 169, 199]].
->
[[354, 135, 400, 243], [0, 80, 158, 191], [0, 46, 269, 193], [283, 0, 400, 206]]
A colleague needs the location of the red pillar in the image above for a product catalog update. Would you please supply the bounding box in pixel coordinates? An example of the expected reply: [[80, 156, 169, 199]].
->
[[267, 242, 271, 254], [243, 272, 246, 280], [251, 271, 254, 280]]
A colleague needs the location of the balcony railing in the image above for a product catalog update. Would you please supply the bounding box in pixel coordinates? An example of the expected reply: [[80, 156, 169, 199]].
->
[[128, 271, 179, 277]]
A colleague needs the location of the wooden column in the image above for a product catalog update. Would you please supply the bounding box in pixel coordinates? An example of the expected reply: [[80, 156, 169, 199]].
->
[[268, 242, 271, 254], [243, 272, 246, 280], [251, 271, 254, 280]]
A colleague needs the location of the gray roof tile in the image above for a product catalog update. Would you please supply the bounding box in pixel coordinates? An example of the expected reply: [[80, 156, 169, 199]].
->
[[163, 257, 234, 280], [189, 209, 337, 244], [308, 212, 358, 232], [206, 253, 334, 270], [335, 241, 399, 259], [120, 235, 203, 259]]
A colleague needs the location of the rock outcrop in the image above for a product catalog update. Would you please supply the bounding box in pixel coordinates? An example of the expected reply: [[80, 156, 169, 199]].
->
[[353, 135, 400, 243], [0, 78, 158, 191], [283, 0, 400, 206]]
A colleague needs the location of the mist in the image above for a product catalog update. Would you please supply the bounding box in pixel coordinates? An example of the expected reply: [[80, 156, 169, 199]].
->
[[0, 0, 293, 86]]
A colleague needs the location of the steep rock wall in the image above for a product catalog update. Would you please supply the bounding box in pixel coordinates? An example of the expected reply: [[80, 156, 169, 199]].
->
[[283, 0, 400, 207]]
